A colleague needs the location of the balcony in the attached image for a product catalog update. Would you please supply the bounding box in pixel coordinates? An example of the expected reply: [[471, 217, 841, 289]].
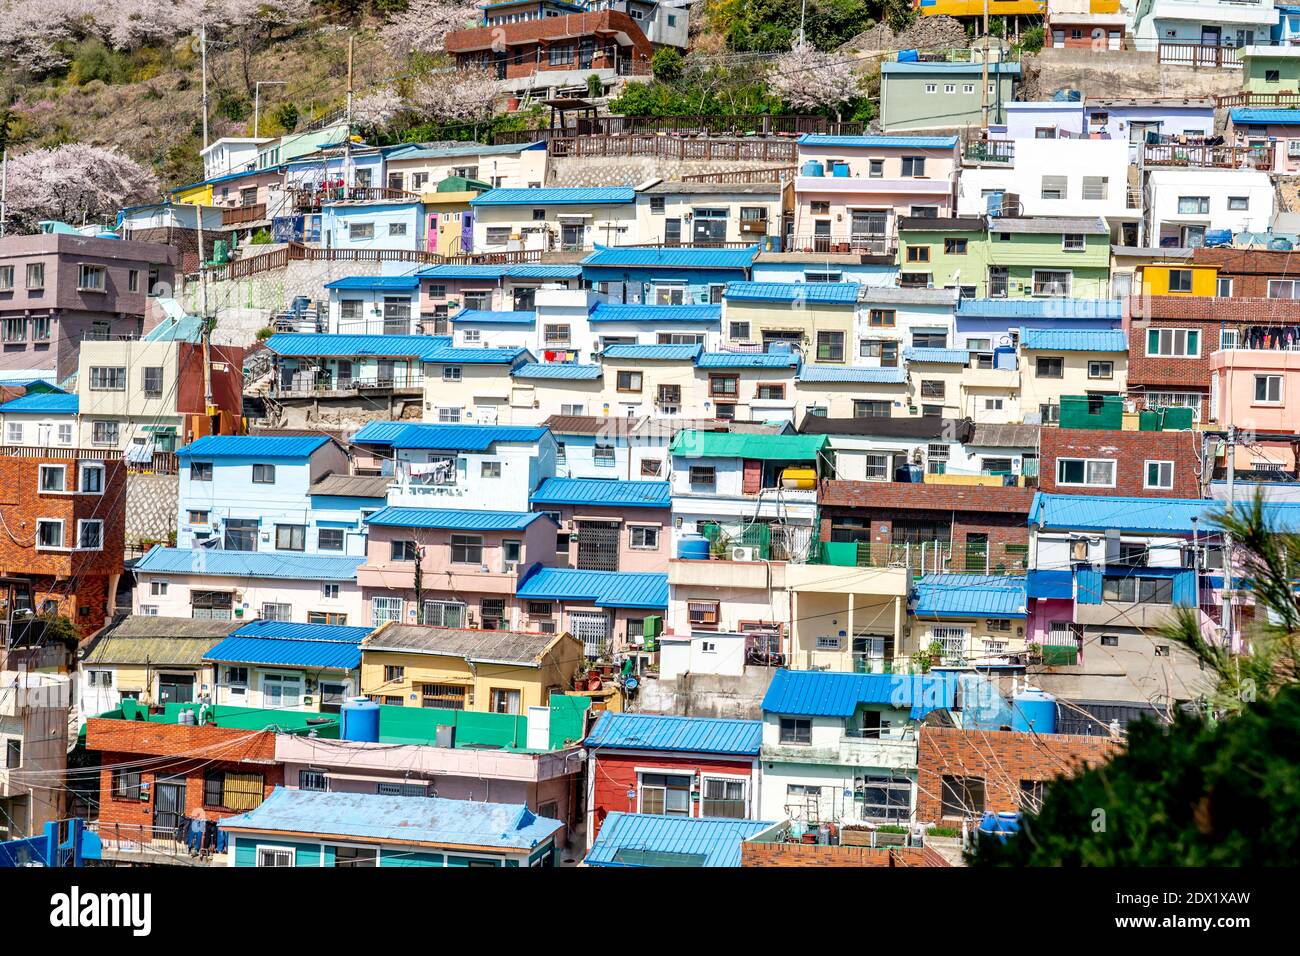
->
[[963, 364, 1020, 388], [1156, 42, 1242, 70], [762, 730, 918, 770], [220, 203, 267, 227], [291, 185, 420, 212], [786, 234, 897, 256], [1143, 142, 1272, 169], [963, 140, 1015, 165], [273, 370, 423, 399], [88, 822, 223, 867]]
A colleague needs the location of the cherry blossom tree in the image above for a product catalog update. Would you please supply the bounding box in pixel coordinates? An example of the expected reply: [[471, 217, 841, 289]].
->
[[352, 85, 405, 130], [768, 42, 865, 122], [409, 66, 502, 123], [3, 143, 159, 233], [383, 0, 478, 55]]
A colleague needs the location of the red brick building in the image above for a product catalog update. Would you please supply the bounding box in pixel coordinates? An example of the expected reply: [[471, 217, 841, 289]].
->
[[915, 726, 1123, 823], [0, 451, 126, 637], [1193, 247, 1300, 298], [817, 481, 1037, 574], [1038, 426, 1203, 498]]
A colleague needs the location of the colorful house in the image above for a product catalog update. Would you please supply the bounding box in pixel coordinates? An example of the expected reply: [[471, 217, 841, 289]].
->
[[513, 566, 668, 665], [910, 573, 1030, 665], [470, 187, 638, 254], [530, 477, 672, 572], [581, 245, 757, 306]]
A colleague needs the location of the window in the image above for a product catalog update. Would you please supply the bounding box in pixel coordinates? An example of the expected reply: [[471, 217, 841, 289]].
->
[[77, 519, 103, 550], [925, 83, 936, 93], [543, 324, 570, 345], [701, 778, 748, 818], [39, 464, 66, 492], [26, 263, 44, 289], [340, 299, 364, 320], [391, 540, 418, 562], [1103, 576, 1173, 605], [443, 366, 461, 382], [205, 770, 265, 811], [1217, 277, 1233, 297], [630, 526, 659, 550], [709, 374, 738, 397], [4, 422, 20, 444], [480, 460, 502, 480], [816, 330, 845, 362], [89, 366, 126, 391], [91, 420, 119, 446], [1167, 269, 1193, 293], [223, 518, 258, 552], [141, 366, 164, 397], [1082, 176, 1108, 201], [687, 600, 719, 630], [868, 309, 896, 327], [383, 665, 405, 684], [36, 519, 64, 549], [689, 465, 715, 488], [1267, 68, 1281, 82], [593, 442, 615, 466], [1088, 360, 1113, 379], [1146, 328, 1200, 357], [616, 370, 643, 393], [1036, 357, 1064, 378], [32, 316, 50, 341], [450, 534, 483, 565], [349, 222, 375, 240], [1033, 271, 1071, 297], [1268, 278, 1300, 299], [1056, 458, 1116, 487], [810, 201, 830, 215], [1145, 460, 1175, 490], [641, 458, 663, 477], [1062, 234, 1086, 252], [489, 688, 521, 715], [854, 400, 891, 418], [190, 461, 213, 481], [779, 717, 812, 745], [944, 237, 967, 255], [438, 407, 461, 423], [1041, 176, 1067, 200], [252, 463, 276, 483], [1228, 196, 1249, 211], [816, 635, 842, 650], [1177, 196, 1210, 215], [649, 196, 665, 214], [317, 528, 345, 552], [729, 320, 751, 340], [920, 380, 945, 399], [639, 773, 691, 816], [0, 265, 11, 289], [1, 317, 25, 342], [906, 245, 930, 263], [941, 776, 986, 818], [113, 768, 146, 801], [275, 524, 306, 551], [420, 683, 466, 708], [756, 383, 785, 400], [860, 339, 899, 365], [1255, 374, 1283, 404], [901, 156, 925, 177], [78, 264, 107, 291], [260, 602, 292, 622], [150, 581, 169, 597], [192, 590, 234, 620]]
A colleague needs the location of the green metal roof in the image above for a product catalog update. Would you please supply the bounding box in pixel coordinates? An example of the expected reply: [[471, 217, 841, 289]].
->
[[669, 430, 827, 460]]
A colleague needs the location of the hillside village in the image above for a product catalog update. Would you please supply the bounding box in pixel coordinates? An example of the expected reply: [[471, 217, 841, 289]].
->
[[0, 0, 1296, 877]]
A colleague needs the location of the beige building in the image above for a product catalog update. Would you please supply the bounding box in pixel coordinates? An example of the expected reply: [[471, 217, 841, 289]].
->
[[633, 182, 780, 246], [1017, 328, 1128, 425], [383, 141, 548, 193]]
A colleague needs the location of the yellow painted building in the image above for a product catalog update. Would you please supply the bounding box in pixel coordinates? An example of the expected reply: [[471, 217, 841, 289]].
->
[[787, 564, 911, 671], [917, 0, 1046, 16], [422, 361, 518, 425], [1019, 328, 1129, 420], [360, 624, 582, 713], [720, 299, 858, 367], [1134, 263, 1220, 297]]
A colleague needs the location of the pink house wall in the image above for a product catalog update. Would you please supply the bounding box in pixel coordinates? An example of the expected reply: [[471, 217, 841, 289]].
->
[[534, 503, 671, 573], [1211, 348, 1300, 432]]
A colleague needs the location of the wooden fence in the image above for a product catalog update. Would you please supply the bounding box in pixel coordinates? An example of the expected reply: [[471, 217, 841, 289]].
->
[[204, 243, 541, 282], [681, 166, 798, 184], [549, 134, 798, 162]]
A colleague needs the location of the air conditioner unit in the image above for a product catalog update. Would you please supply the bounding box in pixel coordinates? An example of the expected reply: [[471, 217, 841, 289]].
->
[[731, 546, 756, 561]]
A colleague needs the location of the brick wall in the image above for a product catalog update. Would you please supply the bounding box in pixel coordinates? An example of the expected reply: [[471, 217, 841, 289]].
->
[[94, 751, 284, 831], [915, 726, 1122, 822], [589, 751, 756, 841], [1192, 248, 1300, 297], [1038, 426, 1202, 497], [740, 841, 949, 867]]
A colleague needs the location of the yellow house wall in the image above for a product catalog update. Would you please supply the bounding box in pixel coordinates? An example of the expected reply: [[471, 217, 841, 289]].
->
[[423, 363, 514, 423], [1020, 349, 1129, 413], [1135, 264, 1219, 296], [722, 300, 856, 365]]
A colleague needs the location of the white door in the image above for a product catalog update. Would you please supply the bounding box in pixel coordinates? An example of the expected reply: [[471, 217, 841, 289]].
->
[[475, 404, 499, 424]]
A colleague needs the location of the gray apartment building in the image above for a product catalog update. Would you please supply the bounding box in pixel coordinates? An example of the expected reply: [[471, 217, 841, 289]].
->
[[0, 233, 178, 380]]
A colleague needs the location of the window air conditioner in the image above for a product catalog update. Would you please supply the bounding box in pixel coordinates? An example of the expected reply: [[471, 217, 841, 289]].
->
[[731, 546, 757, 561]]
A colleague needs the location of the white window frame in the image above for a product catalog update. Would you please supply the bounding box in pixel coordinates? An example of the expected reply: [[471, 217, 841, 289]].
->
[[255, 845, 295, 867], [79, 462, 105, 495], [35, 517, 66, 551], [372, 596, 404, 626], [38, 463, 67, 493], [1056, 457, 1116, 488], [628, 525, 660, 550], [1146, 327, 1200, 358], [76, 519, 104, 551], [1144, 460, 1176, 490]]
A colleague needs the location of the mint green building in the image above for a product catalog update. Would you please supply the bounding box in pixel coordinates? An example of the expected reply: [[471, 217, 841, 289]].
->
[[896, 216, 992, 296], [1242, 47, 1300, 94]]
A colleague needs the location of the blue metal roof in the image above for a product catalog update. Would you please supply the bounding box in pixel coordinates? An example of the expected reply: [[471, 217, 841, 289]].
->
[[724, 280, 860, 304], [416, 263, 582, 280], [797, 133, 959, 148], [603, 343, 702, 361], [881, 60, 1020, 75], [1019, 328, 1127, 352], [363, 507, 545, 531], [204, 635, 363, 670], [176, 435, 329, 459], [1230, 108, 1300, 125], [585, 813, 775, 867], [134, 546, 366, 581], [323, 276, 421, 291], [912, 574, 1028, 619], [504, 264, 583, 279], [231, 619, 372, 643], [516, 566, 668, 609], [531, 477, 670, 508], [585, 712, 762, 755], [511, 362, 602, 380], [798, 365, 907, 384], [350, 422, 548, 450], [761, 668, 958, 720], [382, 140, 541, 160], [1026, 569, 1073, 600], [581, 244, 758, 270], [470, 187, 635, 206], [451, 310, 536, 325], [1024, 493, 1300, 533], [956, 298, 1122, 319], [904, 347, 970, 364], [421, 346, 531, 364], [266, 333, 452, 359], [587, 303, 721, 324], [218, 788, 562, 851], [0, 392, 79, 414], [696, 351, 799, 368]]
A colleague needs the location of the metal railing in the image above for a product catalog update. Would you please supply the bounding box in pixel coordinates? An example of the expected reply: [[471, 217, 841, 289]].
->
[[681, 167, 798, 184], [1157, 42, 1243, 69], [291, 186, 420, 211], [274, 371, 424, 396], [203, 241, 542, 281], [786, 234, 896, 256], [490, 116, 861, 145], [963, 140, 1015, 164], [88, 822, 210, 864], [548, 134, 797, 162], [1142, 142, 1273, 169], [0, 444, 124, 461]]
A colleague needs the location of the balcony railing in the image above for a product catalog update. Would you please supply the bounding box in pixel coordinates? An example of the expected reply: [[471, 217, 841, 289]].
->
[[1218, 91, 1300, 108], [291, 185, 420, 211], [1143, 142, 1273, 169], [812, 539, 1030, 576], [681, 167, 798, 184], [786, 234, 896, 256], [88, 822, 219, 865], [548, 134, 797, 163], [221, 203, 267, 226], [1157, 42, 1243, 70], [0, 444, 124, 461], [963, 140, 1015, 164], [275, 371, 424, 396], [490, 116, 862, 145]]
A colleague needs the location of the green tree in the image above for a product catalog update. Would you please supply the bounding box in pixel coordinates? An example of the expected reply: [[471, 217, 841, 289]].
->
[[1016, 26, 1045, 54], [586, 73, 603, 99], [271, 102, 300, 134], [652, 47, 684, 84]]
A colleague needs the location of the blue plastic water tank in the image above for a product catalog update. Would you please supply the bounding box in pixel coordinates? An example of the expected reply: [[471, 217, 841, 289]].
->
[[678, 535, 711, 560], [831, 162, 850, 177], [340, 696, 381, 742], [1011, 689, 1058, 733], [802, 161, 825, 177]]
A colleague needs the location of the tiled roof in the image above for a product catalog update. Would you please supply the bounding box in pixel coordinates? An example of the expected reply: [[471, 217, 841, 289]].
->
[[587, 303, 721, 324], [323, 276, 420, 291], [541, 414, 642, 436], [670, 430, 826, 460], [585, 813, 776, 867], [696, 351, 799, 368], [363, 624, 566, 666], [0, 392, 79, 414], [581, 244, 758, 270], [363, 507, 546, 531], [530, 477, 670, 508], [511, 362, 602, 380], [602, 343, 702, 361], [912, 573, 1029, 619], [450, 310, 536, 325], [818, 480, 1036, 512], [134, 546, 366, 581], [798, 365, 908, 384], [797, 134, 959, 148], [955, 298, 1122, 319], [470, 186, 636, 206], [265, 333, 453, 359], [799, 415, 972, 441], [515, 566, 668, 609], [1019, 327, 1128, 352], [176, 435, 329, 459], [761, 668, 957, 720], [724, 281, 859, 304], [585, 712, 762, 755], [350, 422, 548, 450], [904, 347, 970, 364], [990, 216, 1109, 235]]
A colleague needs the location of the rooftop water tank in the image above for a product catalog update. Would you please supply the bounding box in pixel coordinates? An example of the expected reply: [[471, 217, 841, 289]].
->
[[677, 534, 710, 560], [802, 161, 825, 177], [340, 696, 381, 742], [781, 466, 817, 490], [831, 162, 850, 177], [1011, 689, 1058, 734]]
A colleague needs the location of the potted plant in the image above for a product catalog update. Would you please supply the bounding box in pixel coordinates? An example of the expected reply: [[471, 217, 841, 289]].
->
[[1026, 642, 1043, 664]]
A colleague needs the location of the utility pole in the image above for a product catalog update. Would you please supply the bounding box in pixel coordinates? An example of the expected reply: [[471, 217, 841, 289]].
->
[[344, 34, 355, 194], [798, 0, 807, 45], [980, 0, 990, 130], [197, 209, 215, 426], [253, 81, 286, 138], [0, 148, 7, 239], [1222, 425, 1236, 651], [200, 23, 210, 150], [414, 545, 425, 622]]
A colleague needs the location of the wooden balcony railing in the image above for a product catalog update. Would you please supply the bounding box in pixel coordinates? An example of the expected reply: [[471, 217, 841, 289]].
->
[[1157, 42, 1243, 69], [1218, 90, 1300, 108], [202, 242, 542, 281], [681, 167, 797, 184], [490, 115, 862, 145], [0, 445, 124, 461], [291, 185, 420, 211], [1143, 143, 1273, 169], [221, 203, 267, 226], [548, 134, 797, 163]]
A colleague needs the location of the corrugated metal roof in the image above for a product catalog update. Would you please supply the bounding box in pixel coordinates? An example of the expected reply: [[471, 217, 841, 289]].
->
[[724, 281, 859, 304], [990, 216, 1109, 235], [363, 507, 545, 531], [798, 365, 907, 384], [1026, 569, 1073, 600], [587, 303, 721, 324], [696, 351, 799, 368], [416, 263, 582, 280], [1230, 108, 1300, 125], [670, 430, 826, 460], [511, 362, 602, 380], [585, 712, 761, 755], [421, 345, 530, 364], [204, 635, 363, 670], [0, 392, 79, 414], [310, 473, 393, 498], [956, 298, 1122, 319], [761, 668, 957, 720], [471, 186, 635, 206], [323, 276, 421, 291], [530, 477, 670, 508], [134, 546, 366, 581], [503, 264, 583, 279], [83, 616, 240, 665], [351, 423, 548, 450], [230, 619, 372, 643], [362, 624, 564, 665], [584, 813, 775, 867], [515, 566, 668, 609], [797, 133, 959, 148], [451, 309, 536, 325], [218, 788, 562, 850], [969, 422, 1039, 448], [1019, 327, 1127, 352], [912, 573, 1028, 619], [384, 140, 539, 160], [415, 264, 509, 279], [176, 435, 329, 459], [581, 244, 758, 270], [266, 333, 453, 359], [1024, 493, 1300, 533], [603, 343, 702, 361], [904, 347, 971, 364]]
